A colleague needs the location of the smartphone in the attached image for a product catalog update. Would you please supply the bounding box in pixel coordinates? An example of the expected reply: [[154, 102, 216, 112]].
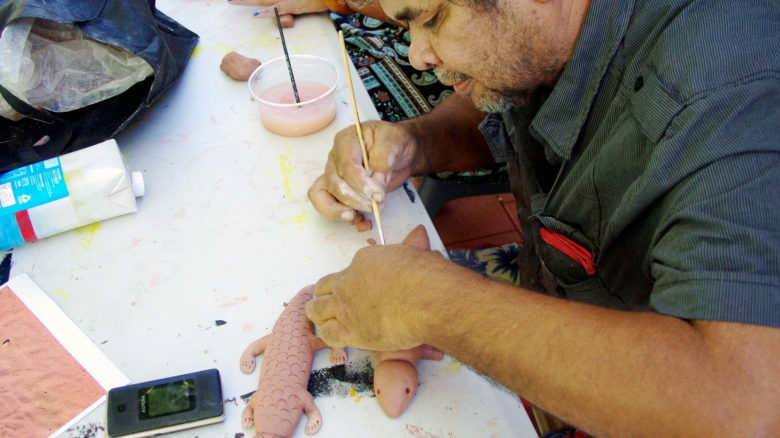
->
[[106, 368, 225, 438]]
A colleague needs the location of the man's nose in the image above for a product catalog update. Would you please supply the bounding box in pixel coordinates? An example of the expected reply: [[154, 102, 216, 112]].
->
[[407, 33, 441, 71]]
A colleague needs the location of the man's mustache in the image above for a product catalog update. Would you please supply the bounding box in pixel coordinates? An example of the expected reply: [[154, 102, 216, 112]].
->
[[433, 67, 469, 83]]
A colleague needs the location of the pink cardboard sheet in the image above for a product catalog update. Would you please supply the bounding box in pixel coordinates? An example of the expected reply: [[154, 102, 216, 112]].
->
[[0, 274, 128, 437]]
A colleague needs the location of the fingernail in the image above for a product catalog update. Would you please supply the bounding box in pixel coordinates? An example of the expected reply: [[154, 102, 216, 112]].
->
[[340, 210, 355, 221], [372, 172, 387, 185], [371, 192, 383, 203]]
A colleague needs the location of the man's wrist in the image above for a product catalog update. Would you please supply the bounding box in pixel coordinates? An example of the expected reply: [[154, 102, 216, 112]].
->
[[323, 0, 353, 14]]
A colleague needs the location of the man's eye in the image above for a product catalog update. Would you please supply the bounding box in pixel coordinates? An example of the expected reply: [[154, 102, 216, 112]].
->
[[422, 12, 439, 29]]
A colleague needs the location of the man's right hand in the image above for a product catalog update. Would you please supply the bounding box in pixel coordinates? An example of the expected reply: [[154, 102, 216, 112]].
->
[[308, 120, 420, 220]]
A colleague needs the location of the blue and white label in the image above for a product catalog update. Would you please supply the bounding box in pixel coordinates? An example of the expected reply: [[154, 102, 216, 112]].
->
[[0, 158, 70, 250], [0, 158, 69, 215]]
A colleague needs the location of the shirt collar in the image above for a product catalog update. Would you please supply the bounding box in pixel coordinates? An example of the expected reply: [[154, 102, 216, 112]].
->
[[529, 0, 634, 161]]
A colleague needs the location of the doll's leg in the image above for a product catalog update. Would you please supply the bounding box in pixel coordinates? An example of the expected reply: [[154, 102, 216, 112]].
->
[[241, 401, 254, 428], [301, 391, 323, 434], [310, 336, 348, 365], [330, 347, 347, 365], [422, 345, 444, 361], [240, 335, 269, 373]]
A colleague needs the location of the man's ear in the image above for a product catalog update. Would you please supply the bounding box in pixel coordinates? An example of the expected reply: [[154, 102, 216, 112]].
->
[[401, 225, 430, 251]]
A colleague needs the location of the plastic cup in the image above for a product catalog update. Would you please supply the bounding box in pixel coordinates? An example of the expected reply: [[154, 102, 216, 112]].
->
[[247, 55, 339, 137]]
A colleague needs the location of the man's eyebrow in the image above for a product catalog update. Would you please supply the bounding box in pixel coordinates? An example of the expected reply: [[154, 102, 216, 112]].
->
[[394, 6, 427, 22]]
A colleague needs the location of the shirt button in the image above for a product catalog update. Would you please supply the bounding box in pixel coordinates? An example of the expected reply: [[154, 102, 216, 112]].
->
[[634, 76, 644, 91]]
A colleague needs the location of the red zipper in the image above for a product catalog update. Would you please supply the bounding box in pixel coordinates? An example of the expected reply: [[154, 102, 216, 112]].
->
[[539, 227, 596, 275]]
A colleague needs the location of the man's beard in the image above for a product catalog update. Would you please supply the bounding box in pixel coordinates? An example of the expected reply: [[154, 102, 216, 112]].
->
[[434, 67, 530, 113]]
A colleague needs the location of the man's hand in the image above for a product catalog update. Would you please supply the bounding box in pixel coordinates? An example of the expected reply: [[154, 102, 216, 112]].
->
[[227, 0, 328, 15], [305, 225, 453, 350], [308, 120, 420, 220]]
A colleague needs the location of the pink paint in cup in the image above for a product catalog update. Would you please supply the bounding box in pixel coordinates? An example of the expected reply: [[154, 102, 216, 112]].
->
[[248, 55, 339, 137]]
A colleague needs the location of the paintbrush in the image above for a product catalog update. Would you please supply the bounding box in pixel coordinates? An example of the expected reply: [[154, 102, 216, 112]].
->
[[274, 7, 300, 104], [338, 30, 386, 245]]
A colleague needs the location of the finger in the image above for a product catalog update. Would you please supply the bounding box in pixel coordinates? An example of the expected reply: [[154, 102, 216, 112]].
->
[[315, 319, 350, 348], [308, 175, 356, 221], [361, 127, 392, 182], [252, 0, 325, 16], [304, 295, 337, 325], [227, 0, 276, 6], [312, 272, 340, 297], [323, 157, 373, 211], [334, 134, 386, 203], [325, 171, 374, 212]]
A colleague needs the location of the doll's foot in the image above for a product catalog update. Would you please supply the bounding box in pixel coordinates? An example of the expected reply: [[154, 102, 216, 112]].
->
[[241, 403, 254, 428], [239, 352, 256, 374], [304, 409, 322, 434], [239, 336, 268, 373], [330, 347, 347, 365]]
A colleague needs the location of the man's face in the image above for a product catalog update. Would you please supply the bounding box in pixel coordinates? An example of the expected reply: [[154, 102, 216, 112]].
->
[[381, 0, 569, 112]]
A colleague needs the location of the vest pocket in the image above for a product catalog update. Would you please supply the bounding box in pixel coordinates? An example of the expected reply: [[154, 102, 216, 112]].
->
[[532, 215, 628, 308]]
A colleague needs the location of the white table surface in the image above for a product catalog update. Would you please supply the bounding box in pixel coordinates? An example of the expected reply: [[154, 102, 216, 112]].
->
[[6, 1, 537, 437]]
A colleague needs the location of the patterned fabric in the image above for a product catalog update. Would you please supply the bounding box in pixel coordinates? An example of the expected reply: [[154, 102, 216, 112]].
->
[[329, 12, 453, 122], [447, 243, 524, 287]]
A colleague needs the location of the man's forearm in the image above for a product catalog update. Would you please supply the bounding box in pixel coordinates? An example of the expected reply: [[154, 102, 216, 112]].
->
[[412, 276, 780, 437], [402, 93, 495, 176]]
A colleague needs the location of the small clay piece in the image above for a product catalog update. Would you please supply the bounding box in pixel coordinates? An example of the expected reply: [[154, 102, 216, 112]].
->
[[356, 220, 373, 232], [351, 213, 364, 226], [366, 238, 376, 245], [277, 13, 294, 28], [373, 225, 444, 417], [220, 51, 261, 81], [240, 285, 347, 437]]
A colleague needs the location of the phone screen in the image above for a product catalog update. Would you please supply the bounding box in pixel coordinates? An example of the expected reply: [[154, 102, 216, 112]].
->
[[137, 378, 196, 419]]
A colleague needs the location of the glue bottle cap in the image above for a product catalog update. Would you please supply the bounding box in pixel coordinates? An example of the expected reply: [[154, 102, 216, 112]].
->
[[131, 171, 145, 197]]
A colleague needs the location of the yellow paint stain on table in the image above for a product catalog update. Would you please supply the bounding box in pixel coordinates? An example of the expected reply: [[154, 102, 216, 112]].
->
[[190, 45, 205, 58], [248, 34, 279, 51], [442, 358, 465, 374], [52, 289, 70, 300], [292, 207, 307, 226], [190, 41, 243, 58], [76, 222, 101, 248], [279, 151, 294, 198], [281, 206, 308, 229]]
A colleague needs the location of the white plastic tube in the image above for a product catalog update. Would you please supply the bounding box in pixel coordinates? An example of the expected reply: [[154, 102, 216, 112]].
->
[[0, 139, 144, 250]]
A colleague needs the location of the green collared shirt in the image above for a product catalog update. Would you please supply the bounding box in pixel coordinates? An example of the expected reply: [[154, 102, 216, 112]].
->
[[480, 0, 780, 326]]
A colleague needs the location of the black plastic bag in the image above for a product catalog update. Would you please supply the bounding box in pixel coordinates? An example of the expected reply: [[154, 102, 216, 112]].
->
[[0, 0, 198, 174]]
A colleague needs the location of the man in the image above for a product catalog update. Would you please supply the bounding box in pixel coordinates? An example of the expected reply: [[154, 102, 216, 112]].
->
[[306, 0, 780, 436]]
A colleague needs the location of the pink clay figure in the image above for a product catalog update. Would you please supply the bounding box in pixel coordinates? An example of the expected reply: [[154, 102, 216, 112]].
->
[[240, 285, 347, 438], [374, 345, 444, 417], [373, 225, 444, 418]]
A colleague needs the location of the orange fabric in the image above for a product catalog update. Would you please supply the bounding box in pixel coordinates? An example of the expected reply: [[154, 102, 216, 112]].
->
[[323, 0, 353, 15]]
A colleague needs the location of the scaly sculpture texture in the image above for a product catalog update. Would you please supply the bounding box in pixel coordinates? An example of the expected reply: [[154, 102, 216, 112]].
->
[[240, 285, 347, 438]]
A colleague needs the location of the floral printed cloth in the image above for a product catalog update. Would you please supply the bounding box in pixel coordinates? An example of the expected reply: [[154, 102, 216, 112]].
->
[[330, 12, 453, 121]]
